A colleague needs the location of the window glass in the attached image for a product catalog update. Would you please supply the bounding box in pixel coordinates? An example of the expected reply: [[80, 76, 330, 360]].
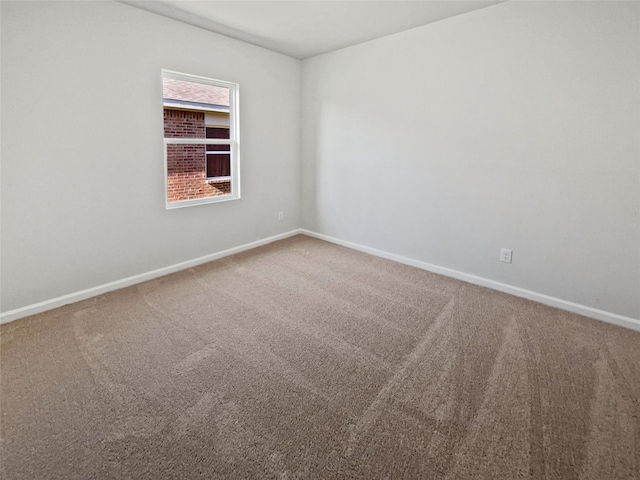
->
[[162, 71, 239, 208]]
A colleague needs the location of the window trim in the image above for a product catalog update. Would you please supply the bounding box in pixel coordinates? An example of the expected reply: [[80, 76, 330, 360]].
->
[[162, 70, 240, 209]]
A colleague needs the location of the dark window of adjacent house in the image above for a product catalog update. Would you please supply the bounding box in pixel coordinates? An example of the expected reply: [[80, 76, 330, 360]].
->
[[206, 127, 231, 178]]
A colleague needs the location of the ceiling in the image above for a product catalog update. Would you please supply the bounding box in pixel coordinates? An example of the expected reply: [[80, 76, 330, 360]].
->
[[119, 1, 507, 59]]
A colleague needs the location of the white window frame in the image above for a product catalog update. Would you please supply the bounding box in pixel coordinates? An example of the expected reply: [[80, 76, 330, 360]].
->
[[162, 69, 240, 209]]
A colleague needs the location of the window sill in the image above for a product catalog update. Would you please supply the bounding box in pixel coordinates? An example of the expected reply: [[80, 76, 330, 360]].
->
[[206, 177, 231, 184], [166, 192, 239, 209]]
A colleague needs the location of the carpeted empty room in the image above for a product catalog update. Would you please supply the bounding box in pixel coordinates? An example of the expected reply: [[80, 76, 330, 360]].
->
[[3, 0, 639, 478], [1, 236, 639, 479]]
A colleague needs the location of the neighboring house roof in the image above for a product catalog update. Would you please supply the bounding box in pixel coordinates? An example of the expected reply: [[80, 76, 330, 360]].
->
[[163, 78, 229, 112]]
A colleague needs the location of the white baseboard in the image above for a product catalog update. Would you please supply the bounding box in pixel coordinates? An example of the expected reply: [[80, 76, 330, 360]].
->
[[4, 228, 638, 333], [301, 229, 640, 332], [0, 229, 303, 325]]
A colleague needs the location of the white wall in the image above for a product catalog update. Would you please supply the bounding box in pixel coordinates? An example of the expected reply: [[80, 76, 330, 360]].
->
[[302, 1, 640, 319], [3, 1, 638, 323], [1, 1, 301, 313]]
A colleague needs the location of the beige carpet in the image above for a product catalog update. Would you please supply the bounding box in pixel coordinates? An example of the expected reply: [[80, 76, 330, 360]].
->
[[1, 235, 639, 479]]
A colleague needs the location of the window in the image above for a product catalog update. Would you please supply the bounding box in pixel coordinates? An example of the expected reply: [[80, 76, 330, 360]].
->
[[162, 70, 240, 208]]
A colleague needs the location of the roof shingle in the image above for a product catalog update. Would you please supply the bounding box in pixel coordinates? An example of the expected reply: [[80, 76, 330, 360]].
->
[[163, 78, 229, 107]]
